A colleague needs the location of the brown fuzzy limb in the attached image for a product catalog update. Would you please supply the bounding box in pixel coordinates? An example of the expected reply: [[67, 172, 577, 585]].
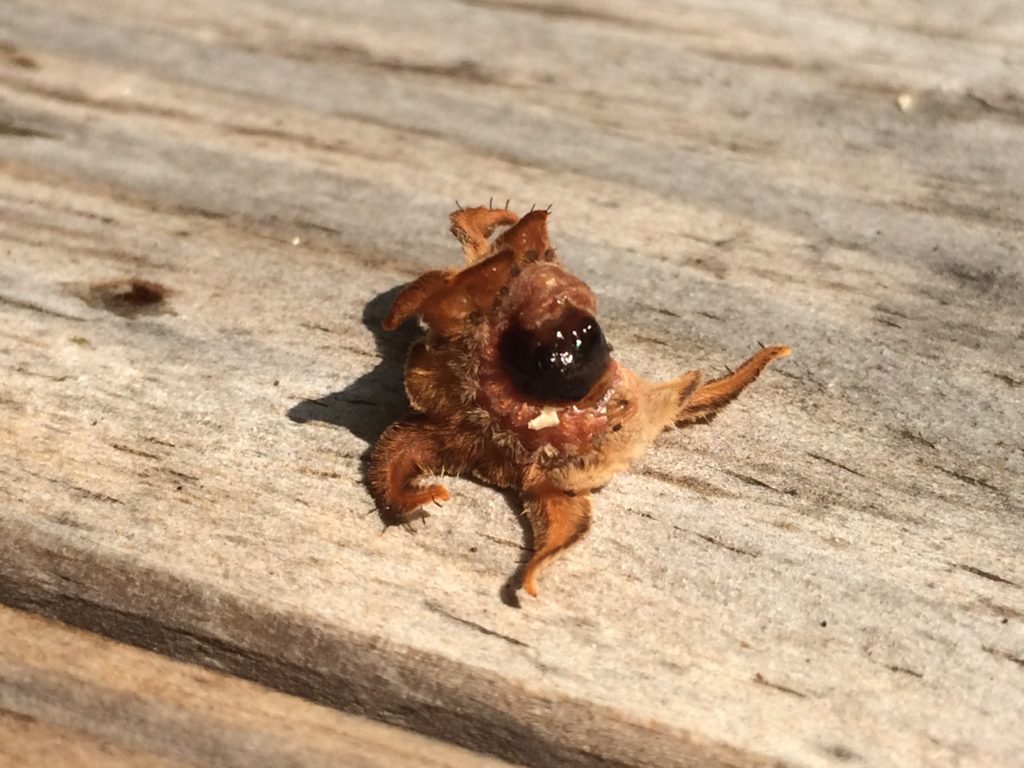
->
[[449, 206, 519, 264], [419, 249, 519, 336], [383, 269, 452, 331], [677, 345, 792, 425], [386, 209, 555, 337], [644, 370, 704, 433], [491, 210, 553, 262], [368, 418, 456, 525], [403, 340, 461, 414], [383, 249, 521, 338], [520, 489, 592, 597]]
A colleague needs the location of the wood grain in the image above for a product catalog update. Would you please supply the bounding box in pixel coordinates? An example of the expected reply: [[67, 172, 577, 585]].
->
[[1, 1, 1022, 766], [0, 605, 513, 768]]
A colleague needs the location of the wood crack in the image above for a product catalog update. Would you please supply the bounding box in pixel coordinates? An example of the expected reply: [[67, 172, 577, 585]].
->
[[954, 563, 1019, 588], [697, 533, 758, 558], [982, 646, 1024, 668], [752, 673, 808, 698], [0, 294, 85, 321], [722, 469, 795, 496], [423, 601, 530, 648], [806, 452, 867, 479]]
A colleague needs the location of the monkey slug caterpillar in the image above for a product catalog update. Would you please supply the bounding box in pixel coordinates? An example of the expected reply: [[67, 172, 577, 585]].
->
[[369, 205, 790, 597]]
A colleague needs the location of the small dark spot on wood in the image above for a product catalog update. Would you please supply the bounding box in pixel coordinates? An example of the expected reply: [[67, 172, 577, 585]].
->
[[0, 706, 38, 724], [820, 620, 827, 628], [175, 205, 227, 220], [469, 546, 477, 553], [11, 53, 38, 68], [887, 664, 923, 678], [301, 321, 338, 335], [611, 424, 623, 432], [273, 379, 280, 386], [823, 743, 860, 762], [0, 42, 38, 69], [73, 279, 172, 318]]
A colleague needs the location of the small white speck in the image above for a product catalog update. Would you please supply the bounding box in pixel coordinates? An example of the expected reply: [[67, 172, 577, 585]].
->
[[896, 93, 915, 112], [528, 407, 560, 431], [291, 237, 301, 246]]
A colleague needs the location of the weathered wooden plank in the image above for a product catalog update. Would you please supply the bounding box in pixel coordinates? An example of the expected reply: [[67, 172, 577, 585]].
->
[[0, 1, 1022, 767], [0, 605, 513, 768]]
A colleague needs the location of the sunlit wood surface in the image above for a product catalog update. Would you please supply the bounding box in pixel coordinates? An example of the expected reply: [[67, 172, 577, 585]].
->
[[1, 1, 1022, 766]]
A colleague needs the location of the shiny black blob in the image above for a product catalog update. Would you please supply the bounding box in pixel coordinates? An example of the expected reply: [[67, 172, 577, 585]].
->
[[499, 307, 611, 403]]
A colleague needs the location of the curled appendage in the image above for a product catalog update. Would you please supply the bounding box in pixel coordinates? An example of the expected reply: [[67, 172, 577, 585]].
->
[[386, 250, 521, 339], [520, 490, 592, 597], [450, 207, 520, 264], [368, 418, 453, 525], [677, 345, 792, 425], [383, 270, 452, 331]]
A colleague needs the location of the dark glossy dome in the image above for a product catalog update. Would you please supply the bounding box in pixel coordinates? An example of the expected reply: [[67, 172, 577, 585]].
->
[[499, 306, 611, 403]]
